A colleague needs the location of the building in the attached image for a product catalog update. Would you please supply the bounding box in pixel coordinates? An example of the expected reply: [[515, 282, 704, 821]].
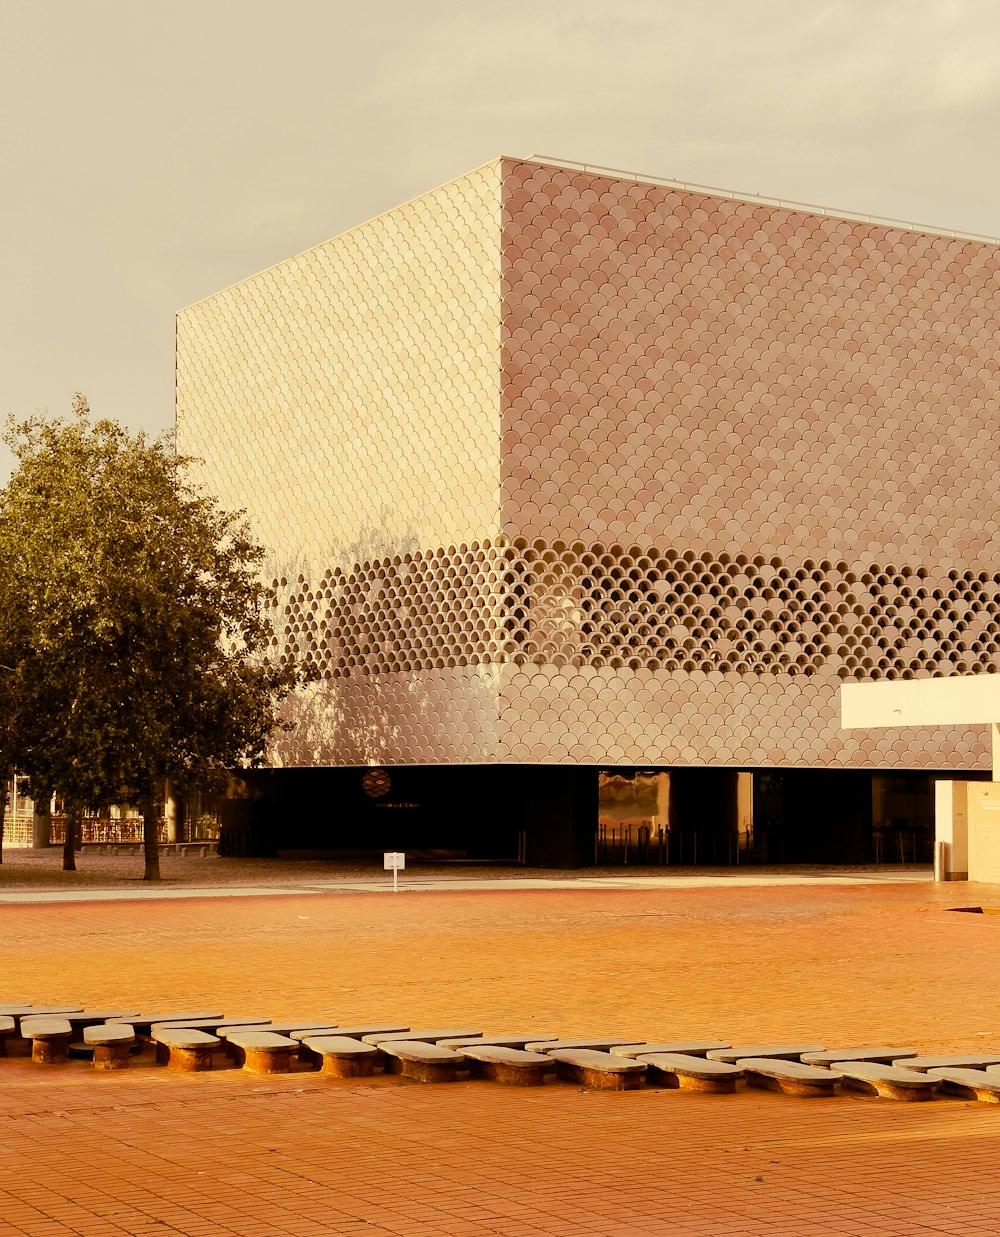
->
[[175, 157, 1000, 866]]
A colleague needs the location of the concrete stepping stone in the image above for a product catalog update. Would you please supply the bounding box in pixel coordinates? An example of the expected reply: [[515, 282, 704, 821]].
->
[[378, 1040, 467, 1082], [219, 1019, 339, 1037], [461, 1044, 553, 1086], [361, 1028, 481, 1045], [835, 1061, 939, 1101], [21, 1017, 74, 1064], [738, 1058, 842, 1097], [707, 1043, 825, 1064], [525, 1037, 634, 1054], [438, 1034, 557, 1050], [226, 1030, 298, 1073], [151, 1027, 219, 1071], [549, 1049, 646, 1090], [611, 1041, 731, 1059], [636, 1053, 743, 1092], [894, 1053, 1000, 1073], [801, 1047, 918, 1066], [110, 1012, 224, 1036], [302, 1035, 380, 1077], [65, 1010, 141, 1029], [83, 1023, 136, 1070], [150, 1016, 272, 1035], [928, 1068, 1000, 1101], [218, 1020, 339, 1060], [16, 1007, 83, 1032], [290, 1024, 406, 1041]]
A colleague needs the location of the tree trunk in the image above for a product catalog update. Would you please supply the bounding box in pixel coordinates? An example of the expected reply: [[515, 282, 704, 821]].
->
[[32, 796, 51, 848], [141, 792, 161, 881], [0, 779, 6, 864], [63, 805, 79, 871]]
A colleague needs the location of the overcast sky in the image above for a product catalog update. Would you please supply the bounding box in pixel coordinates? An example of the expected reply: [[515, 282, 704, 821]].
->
[[2, 0, 998, 480]]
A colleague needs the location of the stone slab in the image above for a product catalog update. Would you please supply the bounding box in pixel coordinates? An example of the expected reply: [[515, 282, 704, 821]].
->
[[612, 1041, 731, 1059], [801, 1047, 918, 1066], [708, 1044, 825, 1063], [362, 1028, 481, 1045]]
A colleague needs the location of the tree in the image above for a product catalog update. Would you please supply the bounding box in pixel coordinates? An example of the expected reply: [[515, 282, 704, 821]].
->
[[0, 537, 34, 865], [0, 397, 306, 879]]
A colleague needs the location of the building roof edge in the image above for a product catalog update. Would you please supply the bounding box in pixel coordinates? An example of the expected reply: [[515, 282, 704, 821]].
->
[[176, 156, 505, 315], [515, 153, 1000, 247]]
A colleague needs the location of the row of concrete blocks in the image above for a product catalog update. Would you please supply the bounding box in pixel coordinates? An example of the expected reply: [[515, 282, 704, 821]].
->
[[6, 1005, 1000, 1101]]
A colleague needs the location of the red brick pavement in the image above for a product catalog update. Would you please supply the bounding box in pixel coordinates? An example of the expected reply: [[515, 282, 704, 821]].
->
[[3, 877, 1000, 1234]]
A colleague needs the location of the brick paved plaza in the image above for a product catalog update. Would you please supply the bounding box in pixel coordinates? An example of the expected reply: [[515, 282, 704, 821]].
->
[[2, 857, 1000, 1235]]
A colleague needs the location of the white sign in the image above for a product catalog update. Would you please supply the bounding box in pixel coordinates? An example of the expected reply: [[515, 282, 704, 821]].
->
[[383, 852, 406, 870]]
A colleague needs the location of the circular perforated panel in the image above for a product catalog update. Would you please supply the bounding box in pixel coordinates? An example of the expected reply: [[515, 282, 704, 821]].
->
[[270, 542, 1000, 684]]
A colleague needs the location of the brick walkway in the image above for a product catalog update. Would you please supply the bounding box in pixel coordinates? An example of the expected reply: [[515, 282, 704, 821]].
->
[[3, 864, 1000, 1234]]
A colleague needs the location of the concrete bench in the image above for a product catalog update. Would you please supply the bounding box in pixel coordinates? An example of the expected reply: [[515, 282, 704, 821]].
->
[[218, 1021, 339, 1059], [611, 1041, 731, 1060], [361, 1028, 482, 1046], [894, 1053, 1000, 1073], [928, 1067, 1000, 1102], [635, 1052, 743, 1093], [151, 1027, 219, 1071], [21, 1017, 74, 1064], [83, 1023, 136, 1070], [301, 1035, 380, 1077], [292, 1024, 407, 1042], [0, 1008, 82, 1055], [221, 1019, 339, 1037], [525, 1038, 634, 1054], [66, 1010, 141, 1030], [549, 1049, 646, 1091], [292, 1025, 404, 1064], [378, 1040, 467, 1083], [835, 1061, 940, 1101], [16, 1006, 83, 1034], [801, 1047, 918, 1066], [707, 1043, 825, 1064], [152, 1016, 272, 1033], [165, 842, 216, 857], [110, 1012, 224, 1037], [439, 1034, 557, 1050], [0, 1015, 15, 1056], [461, 1044, 553, 1086], [226, 1031, 298, 1073], [738, 1057, 842, 1097]]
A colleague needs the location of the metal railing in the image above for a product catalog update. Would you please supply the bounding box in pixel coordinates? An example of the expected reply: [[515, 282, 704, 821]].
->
[[3, 812, 220, 848]]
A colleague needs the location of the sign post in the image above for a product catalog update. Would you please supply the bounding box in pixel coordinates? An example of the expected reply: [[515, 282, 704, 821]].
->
[[383, 851, 405, 893]]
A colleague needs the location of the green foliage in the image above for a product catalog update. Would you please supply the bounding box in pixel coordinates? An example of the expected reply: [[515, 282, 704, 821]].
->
[[0, 397, 306, 819]]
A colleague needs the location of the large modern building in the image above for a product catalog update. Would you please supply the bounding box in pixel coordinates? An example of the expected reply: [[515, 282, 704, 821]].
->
[[176, 157, 1000, 866]]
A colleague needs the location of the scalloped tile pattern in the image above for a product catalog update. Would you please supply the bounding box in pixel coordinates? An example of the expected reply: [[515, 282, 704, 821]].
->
[[499, 159, 1000, 567], [177, 162, 502, 563], [178, 157, 1000, 770]]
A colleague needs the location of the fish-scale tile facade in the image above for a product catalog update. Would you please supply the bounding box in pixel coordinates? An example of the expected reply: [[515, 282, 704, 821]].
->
[[177, 157, 1000, 771]]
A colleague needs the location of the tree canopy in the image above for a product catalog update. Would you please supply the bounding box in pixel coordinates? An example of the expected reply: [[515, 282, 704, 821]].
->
[[0, 397, 305, 877]]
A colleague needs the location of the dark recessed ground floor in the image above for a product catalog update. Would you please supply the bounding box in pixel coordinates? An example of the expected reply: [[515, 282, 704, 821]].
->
[[219, 765, 991, 869]]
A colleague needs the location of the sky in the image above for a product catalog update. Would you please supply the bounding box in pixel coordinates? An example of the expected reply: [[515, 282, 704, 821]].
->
[[2, 0, 999, 480]]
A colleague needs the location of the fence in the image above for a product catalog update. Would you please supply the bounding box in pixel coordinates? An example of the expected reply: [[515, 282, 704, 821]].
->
[[3, 814, 220, 848]]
